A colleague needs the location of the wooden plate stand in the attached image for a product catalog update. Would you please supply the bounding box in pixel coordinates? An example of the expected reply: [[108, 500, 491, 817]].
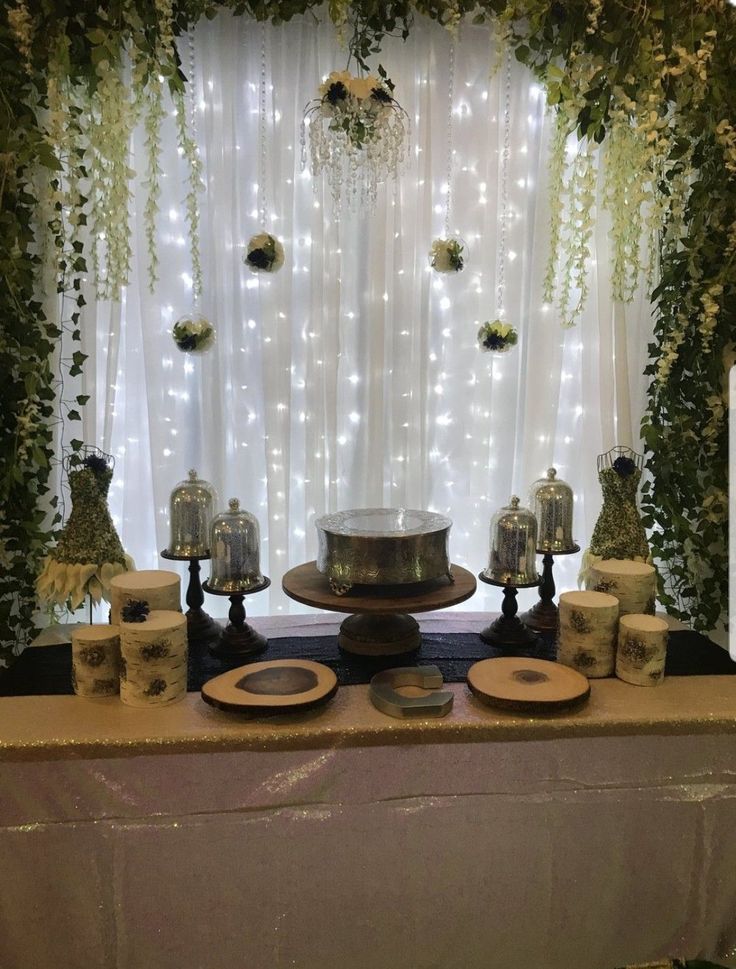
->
[[282, 562, 477, 657]]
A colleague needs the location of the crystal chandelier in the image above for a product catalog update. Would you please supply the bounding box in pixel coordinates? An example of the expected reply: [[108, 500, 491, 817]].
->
[[301, 67, 409, 209]]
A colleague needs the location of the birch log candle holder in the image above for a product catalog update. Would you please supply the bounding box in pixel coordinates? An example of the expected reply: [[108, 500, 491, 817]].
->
[[71, 624, 121, 697], [616, 614, 669, 686], [557, 590, 620, 678], [110, 570, 182, 625], [119, 610, 188, 707], [587, 559, 656, 617]]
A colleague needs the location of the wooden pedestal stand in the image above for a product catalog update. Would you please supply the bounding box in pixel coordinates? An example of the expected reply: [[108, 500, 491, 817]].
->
[[202, 577, 271, 661], [478, 573, 541, 650], [520, 543, 580, 634], [282, 562, 476, 656], [161, 550, 223, 652]]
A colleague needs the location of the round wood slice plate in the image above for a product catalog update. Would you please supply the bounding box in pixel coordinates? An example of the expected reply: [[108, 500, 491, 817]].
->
[[201, 659, 338, 715], [282, 561, 476, 615], [467, 657, 591, 713]]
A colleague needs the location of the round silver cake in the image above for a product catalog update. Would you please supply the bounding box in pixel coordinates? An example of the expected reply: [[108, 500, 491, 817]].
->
[[316, 508, 452, 590]]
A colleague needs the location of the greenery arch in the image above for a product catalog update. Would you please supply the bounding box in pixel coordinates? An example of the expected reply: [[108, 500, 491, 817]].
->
[[1, 0, 734, 663]]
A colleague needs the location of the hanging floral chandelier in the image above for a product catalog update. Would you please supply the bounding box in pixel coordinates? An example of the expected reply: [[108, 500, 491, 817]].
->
[[302, 68, 409, 208]]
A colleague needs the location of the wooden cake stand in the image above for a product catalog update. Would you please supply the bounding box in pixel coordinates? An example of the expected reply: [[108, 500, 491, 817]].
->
[[282, 562, 476, 656]]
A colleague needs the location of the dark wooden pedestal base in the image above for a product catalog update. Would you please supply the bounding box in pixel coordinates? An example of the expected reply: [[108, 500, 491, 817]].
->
[[338, 613, 421, 656], [210, 604, 268, 661], [186, 607, 223, 652], [520, 546, 580, 634], [202, 579, 271, 662], [479, 580, 541, 651]]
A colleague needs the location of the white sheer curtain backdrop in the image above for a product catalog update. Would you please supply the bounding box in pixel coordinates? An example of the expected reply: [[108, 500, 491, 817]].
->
[[79, 12, 653, 616]]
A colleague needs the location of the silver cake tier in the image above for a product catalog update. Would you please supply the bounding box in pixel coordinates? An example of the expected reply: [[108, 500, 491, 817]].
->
[[316, 508, 453, 592]]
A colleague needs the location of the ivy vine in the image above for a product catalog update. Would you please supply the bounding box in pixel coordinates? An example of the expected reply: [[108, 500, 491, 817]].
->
[[1, 0, 734, 664]]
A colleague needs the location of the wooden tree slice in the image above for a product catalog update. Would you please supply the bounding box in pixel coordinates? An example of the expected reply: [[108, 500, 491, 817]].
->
[[201, 659, 338, 715], [467, 657, 590, 713]]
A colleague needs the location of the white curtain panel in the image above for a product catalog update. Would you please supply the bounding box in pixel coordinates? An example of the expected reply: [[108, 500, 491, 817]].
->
[[80, 13, 653, 616]]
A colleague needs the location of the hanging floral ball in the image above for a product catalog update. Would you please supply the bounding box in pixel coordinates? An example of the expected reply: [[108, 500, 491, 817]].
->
[[172, 315, 215, 353], [245, 233, 285, 273], [430, 237, 465, 273], [477, 320, 518, 354]]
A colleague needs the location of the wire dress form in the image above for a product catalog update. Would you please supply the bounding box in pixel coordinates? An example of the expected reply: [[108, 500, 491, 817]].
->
[[37, 446, 134, 610], [579, 446, 652, 585]]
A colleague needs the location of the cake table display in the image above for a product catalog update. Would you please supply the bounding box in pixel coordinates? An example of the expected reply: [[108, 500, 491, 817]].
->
[[202, 498, 270, 660], [161, 469, 221, 652], [36, 447, 134, 614], [119, 606, 188, 707], [110, 569, 181, 625], [282, 561, 476, 656], [478, 496, 540, 649], [521, 468, 580, 633], [587, 559, 657, 617], [557, 590, 620, 678]]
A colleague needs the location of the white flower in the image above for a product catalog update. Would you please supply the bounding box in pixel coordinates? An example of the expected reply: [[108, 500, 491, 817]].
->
[[348, 75, 380, 100], [430, 237, 465, 273]]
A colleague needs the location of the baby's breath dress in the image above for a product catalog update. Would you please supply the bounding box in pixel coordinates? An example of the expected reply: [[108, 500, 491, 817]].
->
[[37, 464, 134, 609], [579, 465, 651, 585]]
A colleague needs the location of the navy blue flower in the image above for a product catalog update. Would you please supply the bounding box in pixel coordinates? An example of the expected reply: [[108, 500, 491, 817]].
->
[[83, 454, 110, 476], [246, 248, 271, 270], [483, 332, 505, 351], [371, 87, 392, 103], [121, 599, 150, 623], [325, 81, 348, 105], [612, 456, 636, 477]]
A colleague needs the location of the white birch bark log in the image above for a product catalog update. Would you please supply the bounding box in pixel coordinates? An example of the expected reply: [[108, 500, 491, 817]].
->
[[557, 590, 619, 678], [616, 614, 669, 686], [110, 570, 182, 625], [71, 625, 121, 696], [587, 559, 656, 617], [120, 610, 188, 707]]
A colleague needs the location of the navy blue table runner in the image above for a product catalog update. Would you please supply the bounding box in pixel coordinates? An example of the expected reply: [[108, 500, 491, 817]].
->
[[0, 629, 733, 696]]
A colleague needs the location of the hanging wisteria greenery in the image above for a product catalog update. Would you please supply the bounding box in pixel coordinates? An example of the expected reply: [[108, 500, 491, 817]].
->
[[1, 0, 735, 663]]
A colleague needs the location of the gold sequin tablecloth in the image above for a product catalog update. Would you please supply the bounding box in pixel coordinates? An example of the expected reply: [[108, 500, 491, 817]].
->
[[2, 675, 736, 761]]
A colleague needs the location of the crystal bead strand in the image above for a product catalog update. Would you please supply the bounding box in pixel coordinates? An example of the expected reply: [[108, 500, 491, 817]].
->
[[258, 23, 268, 230], [444, 38, 456, 238], [496, 48, 512, 320], [187, 32, 202, 306]]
